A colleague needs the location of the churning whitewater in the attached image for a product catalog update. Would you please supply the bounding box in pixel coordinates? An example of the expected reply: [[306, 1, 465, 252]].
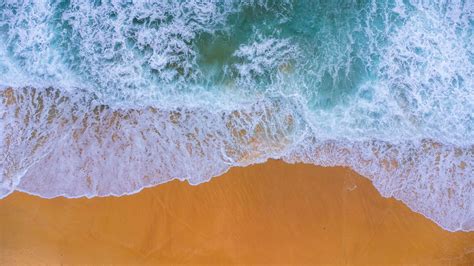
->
[[0, 1, 473, 232]]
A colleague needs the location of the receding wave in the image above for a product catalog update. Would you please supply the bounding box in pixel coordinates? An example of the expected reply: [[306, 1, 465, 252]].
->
[[0, 0, 472, 232]]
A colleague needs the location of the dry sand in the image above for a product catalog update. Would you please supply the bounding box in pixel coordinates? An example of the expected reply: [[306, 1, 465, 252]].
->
[[1, 160, 473, 265]]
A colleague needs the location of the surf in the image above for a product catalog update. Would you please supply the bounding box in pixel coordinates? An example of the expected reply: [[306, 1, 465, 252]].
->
[[0, 0, 472, 232]]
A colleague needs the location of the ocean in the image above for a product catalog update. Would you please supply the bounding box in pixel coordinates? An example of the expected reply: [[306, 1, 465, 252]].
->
[[0, 0, 472, 232]]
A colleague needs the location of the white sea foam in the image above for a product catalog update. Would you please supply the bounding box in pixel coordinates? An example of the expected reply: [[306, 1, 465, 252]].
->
[[0, 0, 472, 232], [1, 85, 472, 232], [233, 35, 300, 81]]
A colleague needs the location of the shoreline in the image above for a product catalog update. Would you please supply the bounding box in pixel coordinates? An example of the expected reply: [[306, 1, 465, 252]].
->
[[10, 162, 470, 233], [1, 160, 473, 264]]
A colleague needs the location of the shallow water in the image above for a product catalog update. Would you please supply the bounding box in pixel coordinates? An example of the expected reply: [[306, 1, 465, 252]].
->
[[0, 0, 473, 232]]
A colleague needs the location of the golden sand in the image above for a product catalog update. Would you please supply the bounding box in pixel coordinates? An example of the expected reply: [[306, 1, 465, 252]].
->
[[1, 160, 473, 265]]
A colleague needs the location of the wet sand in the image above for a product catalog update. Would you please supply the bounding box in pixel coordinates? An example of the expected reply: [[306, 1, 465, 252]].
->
[[1, 160, 473, 265]]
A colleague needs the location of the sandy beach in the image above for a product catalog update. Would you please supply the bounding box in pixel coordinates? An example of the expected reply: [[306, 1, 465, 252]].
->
[[1, 160, 473, 265], [1, 1, 473, 265]]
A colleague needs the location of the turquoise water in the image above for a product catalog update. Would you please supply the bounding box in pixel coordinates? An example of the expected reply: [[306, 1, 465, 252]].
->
[[0, 0, 473, 232]]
